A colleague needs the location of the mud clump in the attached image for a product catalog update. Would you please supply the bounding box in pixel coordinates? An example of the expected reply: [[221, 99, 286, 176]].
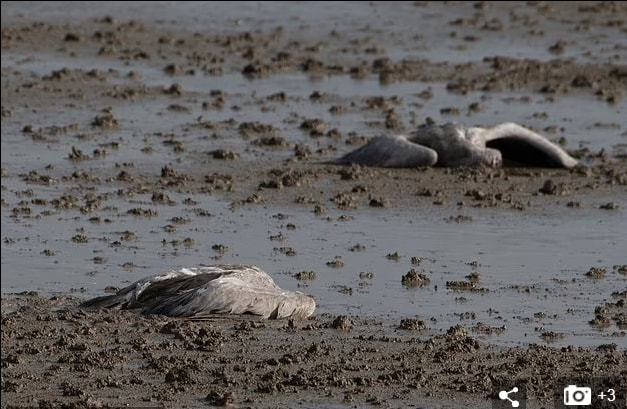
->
[[548, 40, 567, 55], [585, 267, 606, 279], [326, 259, 345, 268], [210, 149, 239, 160], [167, 103, 191, 113], [300, 118, 328, 137], [252, 135, 288, 147], [163, 83, 182, 95], [163, 63, 183, 76], [331, 192, 358, 209], [242, 63, 270, 78], [205, 391, 235, 406], [212, 243, 228, 254], [330, 315, 353, 331], [446, 214, 473, 223], [127, 208, 158, 217], [91, 113, 119, 129], [384, 110, 404, 130], [541, 331, 566, 342], [465, 272, 481, 283], [151, 192, 175, 205], [294, 143, 312, 159], [471, 322, 506, 335], [64, 33, 81, 42], [386, 251, 401, 261], [599, 202, 618, 210], [410, 256, 423, 265], [369, 196, 388, 208], [71, 234, 88, 243], [68, 146, 89, 161], [274, 246, 296, 256], [401, 269, 430, 287], [398, 318, 426, 331], [204, 173, 233, 191], [614, 265, 627, 275], [539, 179, 558, 195], [294, 271, 316, 281], [165, 367, 193, 384], [238, 122, 278, 138], [590, 299, 625, 330], [446, 280, 483, 291]]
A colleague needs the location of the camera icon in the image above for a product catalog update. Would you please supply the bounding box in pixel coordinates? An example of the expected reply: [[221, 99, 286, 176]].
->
[[563, 385, 592, 406]]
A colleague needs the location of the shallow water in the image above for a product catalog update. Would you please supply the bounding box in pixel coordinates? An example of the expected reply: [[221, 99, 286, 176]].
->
[[3, 1, 625, 65], [2, 176, 625, 348]]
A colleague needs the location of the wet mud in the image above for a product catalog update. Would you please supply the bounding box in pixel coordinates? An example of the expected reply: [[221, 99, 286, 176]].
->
[[2, 295, 625, 408], [2, 2, 626, 408]]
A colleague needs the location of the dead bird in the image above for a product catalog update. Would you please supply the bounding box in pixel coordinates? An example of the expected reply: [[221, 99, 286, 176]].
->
[[336, 122, 578, 168], [81, 265, 315, 319]]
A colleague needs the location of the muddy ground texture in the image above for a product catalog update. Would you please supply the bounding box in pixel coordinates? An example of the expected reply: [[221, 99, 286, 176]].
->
[[2, 295, 625, 409], [2, 1, 627, 408], [1, 2, 627, 211]]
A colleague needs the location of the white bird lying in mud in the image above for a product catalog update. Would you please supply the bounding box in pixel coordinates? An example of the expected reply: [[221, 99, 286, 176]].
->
[[81, 265, 316, 319], [336, 122, 578, 168]]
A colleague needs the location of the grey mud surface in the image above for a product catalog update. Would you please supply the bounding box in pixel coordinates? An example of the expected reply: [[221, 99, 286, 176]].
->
[[1, 2, 626, 408]]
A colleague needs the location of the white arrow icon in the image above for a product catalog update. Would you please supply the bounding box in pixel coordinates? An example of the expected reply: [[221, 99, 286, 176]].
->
[[499, 387, 520, 408]]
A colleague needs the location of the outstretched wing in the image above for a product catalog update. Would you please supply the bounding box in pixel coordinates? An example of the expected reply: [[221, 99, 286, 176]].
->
[[481, 123, 578, 168], [336, 135, 438, 168]]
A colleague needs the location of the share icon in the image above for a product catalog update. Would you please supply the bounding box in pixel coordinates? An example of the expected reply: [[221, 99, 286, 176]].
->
[[499, 387, 520, 408]]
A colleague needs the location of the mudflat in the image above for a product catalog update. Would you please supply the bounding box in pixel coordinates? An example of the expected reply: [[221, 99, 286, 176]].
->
[[1, 2, 626, 408], [2, 294, 625, 408]]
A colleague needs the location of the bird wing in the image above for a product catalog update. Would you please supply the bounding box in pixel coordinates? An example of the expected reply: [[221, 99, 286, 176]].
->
[[80, 265, 258, 311], [480, 123, 578, 168], [143, 275, 315, 319], [81, 264, 315, 319], [336, 135, 438, 168]]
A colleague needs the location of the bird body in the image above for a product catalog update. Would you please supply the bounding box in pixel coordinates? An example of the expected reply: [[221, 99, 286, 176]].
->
[[81, 265, 316, 320], [336, 122, 578, 168]]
